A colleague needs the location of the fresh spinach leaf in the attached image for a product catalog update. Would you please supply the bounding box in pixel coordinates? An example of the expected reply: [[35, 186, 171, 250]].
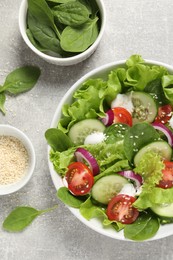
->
[[53, 2, 90, 27], [0, 92, 6, 114], [144, 78, 169, 105], [104, 123, 129, 144], [45, 128, 73, 152], [162, 74, 173, 105], [2, 66, 41, 95], [60, 17, 99, 52], [27, 12, 63, 55], [26, 28, 49, 52], [57, 187, 84, 208], [28, 0, 61, 39], [3, 205, 57, 232], [124, 122, 160, 163], [46, 0, 76, 3], [124, 212, 160, 241], [78, 0, 97, 17]]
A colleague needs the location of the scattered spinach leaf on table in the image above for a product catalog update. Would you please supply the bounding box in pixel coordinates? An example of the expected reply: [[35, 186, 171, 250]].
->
[[0, 66, 40, 114], [0, 93, 6, 114], [3, 205, 57, 232]]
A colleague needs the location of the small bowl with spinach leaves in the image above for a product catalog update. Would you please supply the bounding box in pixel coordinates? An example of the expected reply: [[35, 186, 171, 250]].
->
[[19, 0, 106, 66]]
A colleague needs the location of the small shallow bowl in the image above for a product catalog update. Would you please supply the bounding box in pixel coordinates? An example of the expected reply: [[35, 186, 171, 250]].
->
[[19, 0, 106, 66], [0, 124, 35, 195], [48, 59, 173, 241]]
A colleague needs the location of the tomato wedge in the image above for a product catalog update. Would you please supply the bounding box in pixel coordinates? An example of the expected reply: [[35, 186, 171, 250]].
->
[[154, 104, 172, 124], [112, 107, 132, 126], [158, 161, 173, 189], [65, 162, 94, 196], [106, 194, 139, 224]]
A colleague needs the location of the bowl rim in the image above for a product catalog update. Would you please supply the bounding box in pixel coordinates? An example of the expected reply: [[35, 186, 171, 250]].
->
[[47, 59, 173, 241], [18, 0, 106, 65], [0, 124, 36, 195]]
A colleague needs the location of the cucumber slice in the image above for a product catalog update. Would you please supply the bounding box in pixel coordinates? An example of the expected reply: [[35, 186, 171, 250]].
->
[[134, 141, 172, 166], [132, 91, 157, 124], [151, 203, 173, 217], [68, 119, 105, 145], [91, 174, 129, 205]]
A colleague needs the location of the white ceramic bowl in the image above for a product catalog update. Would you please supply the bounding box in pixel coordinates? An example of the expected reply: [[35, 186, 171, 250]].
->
[[0, 124, 35, 195], [19, 0, 106, 66], [48, 59, 173, 241]]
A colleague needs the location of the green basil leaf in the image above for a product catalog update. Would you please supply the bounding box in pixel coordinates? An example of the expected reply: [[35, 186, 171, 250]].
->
[[0, 92, 6, 114], [27, 12, 63, 55], [57, 187, 84, 208], [3, 206, 57, 232], [3, 66, 41, 95], [53, 2, 90, 27], [60, 17, 99, 52], [45, 128, 73, 152], [124, 212, 160, 241]]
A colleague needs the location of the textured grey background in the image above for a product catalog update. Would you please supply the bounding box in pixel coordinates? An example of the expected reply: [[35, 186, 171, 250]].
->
[[1, 0, 173, 259]]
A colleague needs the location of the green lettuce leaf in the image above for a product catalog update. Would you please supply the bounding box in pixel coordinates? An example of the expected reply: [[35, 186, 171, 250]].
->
[[134, 187, 173, 210], [126, 54, 145, 67], [58, 78, 107, 132], [50, 141, 130, 177], [134, 151, 164, 191]]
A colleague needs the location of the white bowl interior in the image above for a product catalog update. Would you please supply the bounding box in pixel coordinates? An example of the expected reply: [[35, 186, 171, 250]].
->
[[0, 125, 35, 195], [48, 59, 173, 241], [19, 0, 106, 66]]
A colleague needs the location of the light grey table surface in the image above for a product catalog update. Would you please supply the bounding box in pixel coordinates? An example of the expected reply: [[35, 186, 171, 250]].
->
[[1, 0, 173, 259]]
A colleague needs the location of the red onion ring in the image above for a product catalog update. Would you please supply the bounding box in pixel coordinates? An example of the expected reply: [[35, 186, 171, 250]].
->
[[100, 109, 114, 126], [117, 170, 143, 189], [74, 148, 100, 176], [152, 122, 173, 147]]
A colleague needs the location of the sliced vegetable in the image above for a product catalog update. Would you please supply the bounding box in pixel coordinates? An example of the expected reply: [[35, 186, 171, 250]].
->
[[112, 107, 132, 126], [157, 161, 173, 189], [65, 162, 94, 196], [132, 91, 157, 124], [106, 194, 139, 224], [100, 109, 114, 126], [151, 202, 173, 217], [74, 147, 100, 176], [91, 174, 129, 204], [134, 141, 172, 166], [68, 119, 105, 145], [152, 122, 173, 147], [154, 104, 172, 124], [117, 170, 143, 189], [101, 107, 132, 127]]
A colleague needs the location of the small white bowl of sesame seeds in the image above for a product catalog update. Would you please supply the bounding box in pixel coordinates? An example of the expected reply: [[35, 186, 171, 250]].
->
[[0, 124, 35, 195]]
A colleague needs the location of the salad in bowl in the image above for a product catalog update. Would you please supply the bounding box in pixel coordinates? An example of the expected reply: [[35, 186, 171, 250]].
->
[[46, 55, 173, 241]]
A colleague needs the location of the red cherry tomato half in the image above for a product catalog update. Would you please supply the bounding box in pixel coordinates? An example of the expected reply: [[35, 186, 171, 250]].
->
[[106, 194, 139, 224], [154, 104, 172, 124], [112, 107, 132, 126], [158, 161, 173, 189], [65, 162, 94, 196]]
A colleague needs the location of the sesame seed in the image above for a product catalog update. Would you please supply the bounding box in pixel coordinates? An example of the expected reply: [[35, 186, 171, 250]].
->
[[0, 136, 29, 185]]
